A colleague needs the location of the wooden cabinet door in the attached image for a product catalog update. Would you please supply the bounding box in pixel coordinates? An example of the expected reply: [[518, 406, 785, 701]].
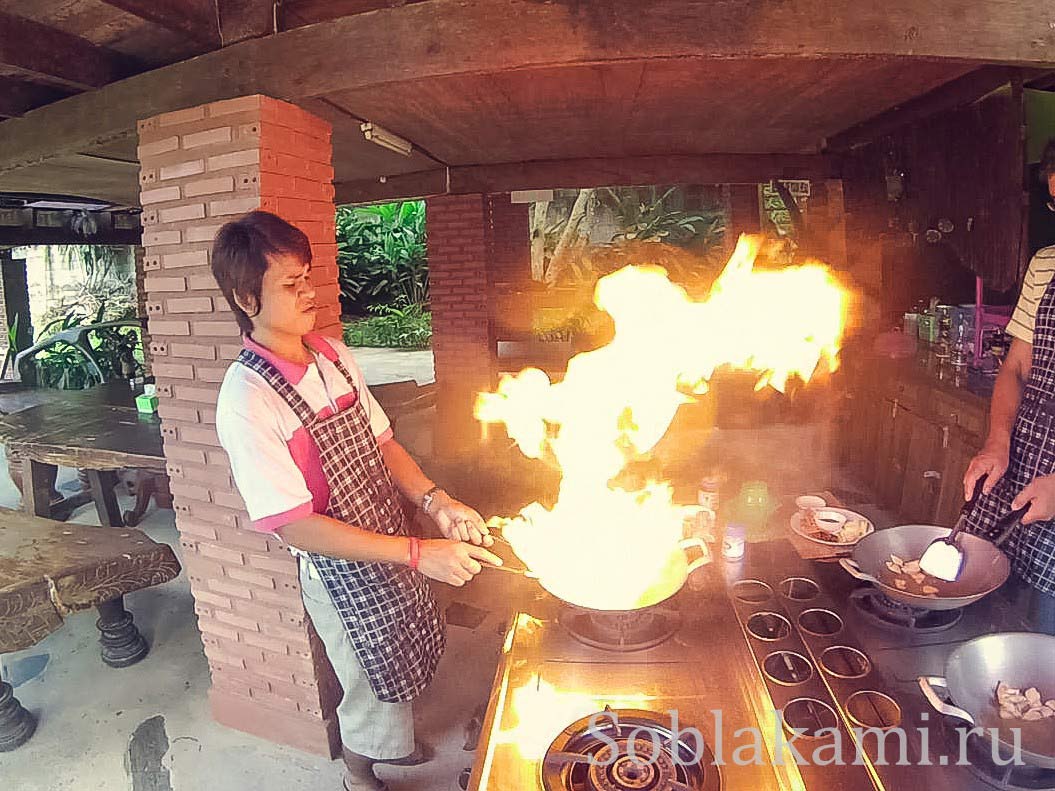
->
[[933, 428, 983, 528], [899, 414, 946, 524], [840, 390, 879, 485], [875, 399, 915, 510]]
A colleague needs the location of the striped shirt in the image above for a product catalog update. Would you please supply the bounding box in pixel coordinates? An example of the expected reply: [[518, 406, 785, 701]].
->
[[1007, 245, 1055, 345]]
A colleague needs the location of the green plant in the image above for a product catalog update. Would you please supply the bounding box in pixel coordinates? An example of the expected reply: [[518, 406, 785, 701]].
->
[[599, 186, 710, 245], [1, 314, 22, 380], [336, 201, 428, 314], [27, 304, 143, 389], [343, 301, 432, 349]]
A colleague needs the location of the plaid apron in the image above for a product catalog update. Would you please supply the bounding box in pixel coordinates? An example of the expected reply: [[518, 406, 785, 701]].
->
[[237, 349, 445, 703], [965, 277, 1055, 596]]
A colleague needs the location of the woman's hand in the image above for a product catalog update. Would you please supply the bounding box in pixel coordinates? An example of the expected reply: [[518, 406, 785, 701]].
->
[[417, 539, 502, 586], [1012, 474, 1055, 524], [429, 492, 493, 546], [963, 438, 1011, 499]]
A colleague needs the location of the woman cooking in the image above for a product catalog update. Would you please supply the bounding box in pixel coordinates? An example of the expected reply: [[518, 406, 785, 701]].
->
[[963, 139, 1055, 634], [211, 210, 503, 791]]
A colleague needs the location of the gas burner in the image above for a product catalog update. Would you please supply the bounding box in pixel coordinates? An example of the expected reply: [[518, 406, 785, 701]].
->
[[850, 588, 963, 632], [542, 708, 720, 791], [559, 607, 681, 652], [937, 715, 1055, 790]]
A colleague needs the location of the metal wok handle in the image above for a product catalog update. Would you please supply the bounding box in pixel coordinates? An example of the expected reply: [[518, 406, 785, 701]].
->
[[839, 557, 881, 585], [918, 676, 975, 724], [679, 537, 712, 573]]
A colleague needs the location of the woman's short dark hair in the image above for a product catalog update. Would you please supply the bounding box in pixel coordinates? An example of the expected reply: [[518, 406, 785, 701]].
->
[[1041, 138, 1055, 183], [211, 210, 311, 334]]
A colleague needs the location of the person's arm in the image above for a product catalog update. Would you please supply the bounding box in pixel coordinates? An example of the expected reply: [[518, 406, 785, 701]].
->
[[277, 512, 501, 586], [380, 438, 493, 546], [963, 338, 1032, 497]]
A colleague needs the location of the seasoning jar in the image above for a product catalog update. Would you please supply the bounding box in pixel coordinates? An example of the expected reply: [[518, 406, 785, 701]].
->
[[722, 523, 746, 560]]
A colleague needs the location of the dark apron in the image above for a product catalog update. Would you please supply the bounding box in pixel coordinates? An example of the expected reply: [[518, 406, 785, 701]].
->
[[966, 276, 1055, 597], [237, 348, 445, 703]]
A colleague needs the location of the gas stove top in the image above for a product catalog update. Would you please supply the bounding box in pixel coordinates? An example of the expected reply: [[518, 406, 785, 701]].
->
[[468, 540, 1050, 791]]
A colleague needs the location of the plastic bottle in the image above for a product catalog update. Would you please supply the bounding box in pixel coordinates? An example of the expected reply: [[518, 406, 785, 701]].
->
[[729, 481, 771, 543]]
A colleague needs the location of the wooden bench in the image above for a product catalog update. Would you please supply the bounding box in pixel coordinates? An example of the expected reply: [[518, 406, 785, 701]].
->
[[0, 507, 181, 751]]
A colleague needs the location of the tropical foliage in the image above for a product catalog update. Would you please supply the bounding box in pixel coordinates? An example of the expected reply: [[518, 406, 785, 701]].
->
[[336, 201, 428, 315], [27, 304, 144, 390], [342, 301, 432, 350]]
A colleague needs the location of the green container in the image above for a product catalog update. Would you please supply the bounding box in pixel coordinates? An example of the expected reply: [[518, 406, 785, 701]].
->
[[729, 481, 772, 542], [135, 393, 159, 414]]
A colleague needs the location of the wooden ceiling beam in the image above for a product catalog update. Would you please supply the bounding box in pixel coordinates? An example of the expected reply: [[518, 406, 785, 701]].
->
[[217, 0, 274, 45], [334, 154, 839, 204], [0, 12, 136, 91], [2, 0, 1055, 173], [827, 66, 1039, 151], [0, 77, 69, 119], [96, 1, 220, 46]]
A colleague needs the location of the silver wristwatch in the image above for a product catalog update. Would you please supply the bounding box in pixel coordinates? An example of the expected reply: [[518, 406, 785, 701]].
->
[[421, 486, 442, 515]]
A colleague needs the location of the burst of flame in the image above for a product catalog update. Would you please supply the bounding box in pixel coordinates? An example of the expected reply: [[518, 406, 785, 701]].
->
[[476, 235, 850, 610], [496, 675, 652, 760]]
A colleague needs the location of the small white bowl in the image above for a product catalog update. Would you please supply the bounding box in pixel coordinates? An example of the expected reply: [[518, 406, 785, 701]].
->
[[812, 509, 848, 533], [795, 495, 826, 511]]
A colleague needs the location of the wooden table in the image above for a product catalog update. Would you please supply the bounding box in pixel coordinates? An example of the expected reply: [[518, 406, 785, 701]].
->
[[0, 384, 165, 527], [0, 507, 181, 750]]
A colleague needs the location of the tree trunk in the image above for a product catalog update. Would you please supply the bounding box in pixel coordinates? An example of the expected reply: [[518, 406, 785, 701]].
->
[[545, 189, 593, 286], [530, 200, 550, 281]]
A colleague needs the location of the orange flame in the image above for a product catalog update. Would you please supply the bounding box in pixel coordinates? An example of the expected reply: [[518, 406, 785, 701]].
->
[[476, 235, 850, 609]]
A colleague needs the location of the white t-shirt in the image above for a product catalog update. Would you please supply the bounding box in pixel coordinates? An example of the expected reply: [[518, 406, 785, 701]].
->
[[216, 332, 392, 532]]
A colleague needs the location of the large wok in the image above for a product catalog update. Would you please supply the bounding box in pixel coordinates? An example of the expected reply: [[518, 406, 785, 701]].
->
[[839, 524, 1011, 611], [919, 633, 1055, 769], [536, 536, 711, 612], [491, 534, 711, 612]]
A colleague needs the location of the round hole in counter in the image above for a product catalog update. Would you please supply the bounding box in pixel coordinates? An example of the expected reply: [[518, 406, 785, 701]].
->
[[732, 580, 774, 604], [780, 577, 820, 601], [781, 698, 839, 738], [819, 646, 871, 679], [798, 608, 843, 637], [746, 611, 791, 641], [763, 650, 814, 686], [844, 690, 902, 730]]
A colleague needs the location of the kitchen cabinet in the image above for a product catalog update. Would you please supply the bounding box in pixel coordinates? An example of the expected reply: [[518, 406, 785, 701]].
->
[[899, 412, 946, 523], [839, 359, 988, 525]]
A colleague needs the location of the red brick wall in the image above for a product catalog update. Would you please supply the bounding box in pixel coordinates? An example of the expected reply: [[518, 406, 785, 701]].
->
[[487, 193, 530, 288], [137, 95, 342, 757], [426, 194, 497, 456]]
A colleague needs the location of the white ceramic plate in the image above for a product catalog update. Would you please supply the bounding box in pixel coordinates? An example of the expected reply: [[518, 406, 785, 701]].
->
[[790, 507, 875, 546]]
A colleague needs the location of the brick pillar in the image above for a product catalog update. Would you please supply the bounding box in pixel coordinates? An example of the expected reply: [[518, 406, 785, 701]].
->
[[137, 95, 342, 757], [132, 246, 153, 376], [426, 194, 497, 457], [486, 193, 531, 289], [725, 183, 761, 247]]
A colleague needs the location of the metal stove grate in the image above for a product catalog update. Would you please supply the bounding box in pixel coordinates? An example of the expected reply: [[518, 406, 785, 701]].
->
[[850, 587, 964, 633]]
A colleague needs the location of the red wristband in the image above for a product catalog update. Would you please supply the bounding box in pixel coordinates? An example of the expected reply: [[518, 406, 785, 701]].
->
[[408, 537, 421, 570]]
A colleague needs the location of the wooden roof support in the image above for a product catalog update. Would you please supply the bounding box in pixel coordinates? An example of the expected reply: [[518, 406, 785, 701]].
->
[[827, 66, 1038, 151], [96, 0, 220, 46], [217, 0, 275, 45], [0, 78, 68, 119], [333, 154, 839, 203], [2, 0, 1054, 173], [0, 12, 135, 91]]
